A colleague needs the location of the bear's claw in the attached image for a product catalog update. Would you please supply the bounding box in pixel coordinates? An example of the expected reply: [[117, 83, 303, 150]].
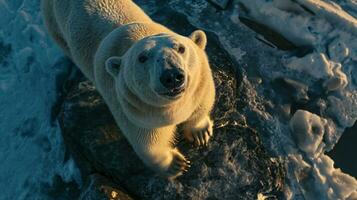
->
[[185, 117, 213, 147], [193, 129, 210, 146], [167, 150, 191, 178]]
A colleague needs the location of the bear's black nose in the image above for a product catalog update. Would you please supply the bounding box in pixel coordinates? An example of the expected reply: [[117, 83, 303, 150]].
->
[[160, 68, 185, 90]]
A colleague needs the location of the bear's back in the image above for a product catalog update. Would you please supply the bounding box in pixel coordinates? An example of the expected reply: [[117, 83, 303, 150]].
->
[[48, 0, 153, 81]]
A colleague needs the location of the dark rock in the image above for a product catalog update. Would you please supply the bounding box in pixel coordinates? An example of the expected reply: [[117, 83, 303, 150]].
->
[[60, 77, 285, 199], [60, 80, 148, 179]]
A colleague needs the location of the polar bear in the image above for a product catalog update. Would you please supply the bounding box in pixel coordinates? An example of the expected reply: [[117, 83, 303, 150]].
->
[[42, 0, 215, 178]]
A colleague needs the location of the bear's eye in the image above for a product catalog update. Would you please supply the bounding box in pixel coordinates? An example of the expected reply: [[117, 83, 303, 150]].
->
[[138, 55, 148, 63], [178, 45, 185, 54]]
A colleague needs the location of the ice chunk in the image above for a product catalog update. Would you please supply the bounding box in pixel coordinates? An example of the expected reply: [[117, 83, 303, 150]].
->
[[328, 39, 350, 62], [289, 110, 332, 156], [293, 0, 357, 35], [327, 94, 357, 128], [323, 63, 348, 91], [289, 154, 357, 200], [284, 53, 348, 91], [315, 155, 357, 199], [237, 0, 328, 46], [284, 53, 333, 79], [289, 110, 357, 199]]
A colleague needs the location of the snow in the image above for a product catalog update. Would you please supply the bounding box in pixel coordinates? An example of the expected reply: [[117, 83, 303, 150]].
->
[[234, 0, 357, 199], [289, 110, 357, 199], [284, 53, 348, 91], [0, 0, 81, 199], [284, 53, 338, 79], [289, 153, 357, 200]]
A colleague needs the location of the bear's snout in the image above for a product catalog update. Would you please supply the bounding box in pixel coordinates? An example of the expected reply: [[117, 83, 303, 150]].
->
[[160, 68, 185, 90]]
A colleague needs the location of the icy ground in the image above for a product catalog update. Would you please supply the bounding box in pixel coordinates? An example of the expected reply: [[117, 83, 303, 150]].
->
[[0, 0, 356, 199], [169, 0, 357, 199], [0, 0, 81, 199], [164, 0, 357, 199]]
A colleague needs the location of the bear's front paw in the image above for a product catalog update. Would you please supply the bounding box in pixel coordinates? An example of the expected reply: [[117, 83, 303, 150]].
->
[[166, 149, 190, 179], [184, 117, 213, 147]]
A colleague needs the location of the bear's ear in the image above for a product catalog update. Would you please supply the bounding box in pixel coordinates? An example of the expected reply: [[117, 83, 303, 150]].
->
[[105, 56, 121, 78], [189, 30, 207, 50]]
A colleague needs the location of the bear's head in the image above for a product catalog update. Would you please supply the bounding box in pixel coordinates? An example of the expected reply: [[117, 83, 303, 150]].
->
[[105, 30, 208, 107]]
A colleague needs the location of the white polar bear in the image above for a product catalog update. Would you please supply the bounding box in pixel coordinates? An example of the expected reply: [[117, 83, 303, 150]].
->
[[42, 0, 216, 178]]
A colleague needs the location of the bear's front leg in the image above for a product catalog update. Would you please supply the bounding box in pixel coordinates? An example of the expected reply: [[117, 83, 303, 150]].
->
[[127, 125, 190, 179], [182, 115, 213, 147]]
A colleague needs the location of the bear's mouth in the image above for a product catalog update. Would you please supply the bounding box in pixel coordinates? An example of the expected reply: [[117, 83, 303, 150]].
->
[[160, 85, 186, 98]]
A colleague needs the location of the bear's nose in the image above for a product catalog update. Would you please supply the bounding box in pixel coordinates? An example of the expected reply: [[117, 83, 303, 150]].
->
[[160, 68, 185, 90]]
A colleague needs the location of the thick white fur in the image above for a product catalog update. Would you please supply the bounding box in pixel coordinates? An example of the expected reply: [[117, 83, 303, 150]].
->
[[42, 0, 215, 178]]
